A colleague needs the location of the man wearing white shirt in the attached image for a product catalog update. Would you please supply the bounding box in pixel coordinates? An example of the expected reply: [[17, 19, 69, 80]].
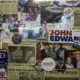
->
[[61, 7, 74, 29]]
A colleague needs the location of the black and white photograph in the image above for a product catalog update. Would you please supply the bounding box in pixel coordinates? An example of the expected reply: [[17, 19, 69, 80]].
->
[[8, 46, 36, 65], [18, 5, 47, 39]]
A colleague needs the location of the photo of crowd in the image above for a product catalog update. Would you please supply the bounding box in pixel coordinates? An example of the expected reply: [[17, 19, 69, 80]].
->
[[36, 43, 80, 70], [18, 6, 41, 23]]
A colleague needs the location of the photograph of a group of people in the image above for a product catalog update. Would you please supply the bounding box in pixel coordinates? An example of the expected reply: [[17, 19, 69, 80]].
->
[[18, 5, 47, 39], [41, 6, 74, 29], [8, 46, 36, 65], [18, 5, 41, 23], [36, 43, 80, 71], [0, 13, 46, 40], [18, 0, 40, 23]]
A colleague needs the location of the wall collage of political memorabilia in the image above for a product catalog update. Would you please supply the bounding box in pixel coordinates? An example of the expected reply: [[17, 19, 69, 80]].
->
[[0, 0, 80, 80]]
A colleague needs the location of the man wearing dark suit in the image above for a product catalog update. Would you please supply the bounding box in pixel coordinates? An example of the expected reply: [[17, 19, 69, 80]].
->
[[75, 54, 80, 68], [41, 44, 49, 60]]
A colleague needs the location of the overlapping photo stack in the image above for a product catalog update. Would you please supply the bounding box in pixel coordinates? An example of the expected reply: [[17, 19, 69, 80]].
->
[[0, 0, 80, 80]]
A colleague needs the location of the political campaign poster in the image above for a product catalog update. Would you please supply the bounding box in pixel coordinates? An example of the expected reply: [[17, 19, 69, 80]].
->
[[49, 29, 80, 43]]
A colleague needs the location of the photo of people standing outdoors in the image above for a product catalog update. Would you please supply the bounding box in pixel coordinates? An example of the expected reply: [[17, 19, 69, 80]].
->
[[36, 43, 67, 61]]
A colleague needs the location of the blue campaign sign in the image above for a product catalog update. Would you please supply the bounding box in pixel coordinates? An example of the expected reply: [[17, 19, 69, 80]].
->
[[0, 50, 8, 65]]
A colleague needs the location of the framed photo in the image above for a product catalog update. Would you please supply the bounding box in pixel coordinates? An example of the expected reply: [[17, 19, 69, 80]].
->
[[8, 45, 36, 65]]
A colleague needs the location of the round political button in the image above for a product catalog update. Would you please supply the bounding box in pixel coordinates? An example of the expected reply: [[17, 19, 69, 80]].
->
[[41, 58, 55, 71], [12, 34, 22, 44]]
